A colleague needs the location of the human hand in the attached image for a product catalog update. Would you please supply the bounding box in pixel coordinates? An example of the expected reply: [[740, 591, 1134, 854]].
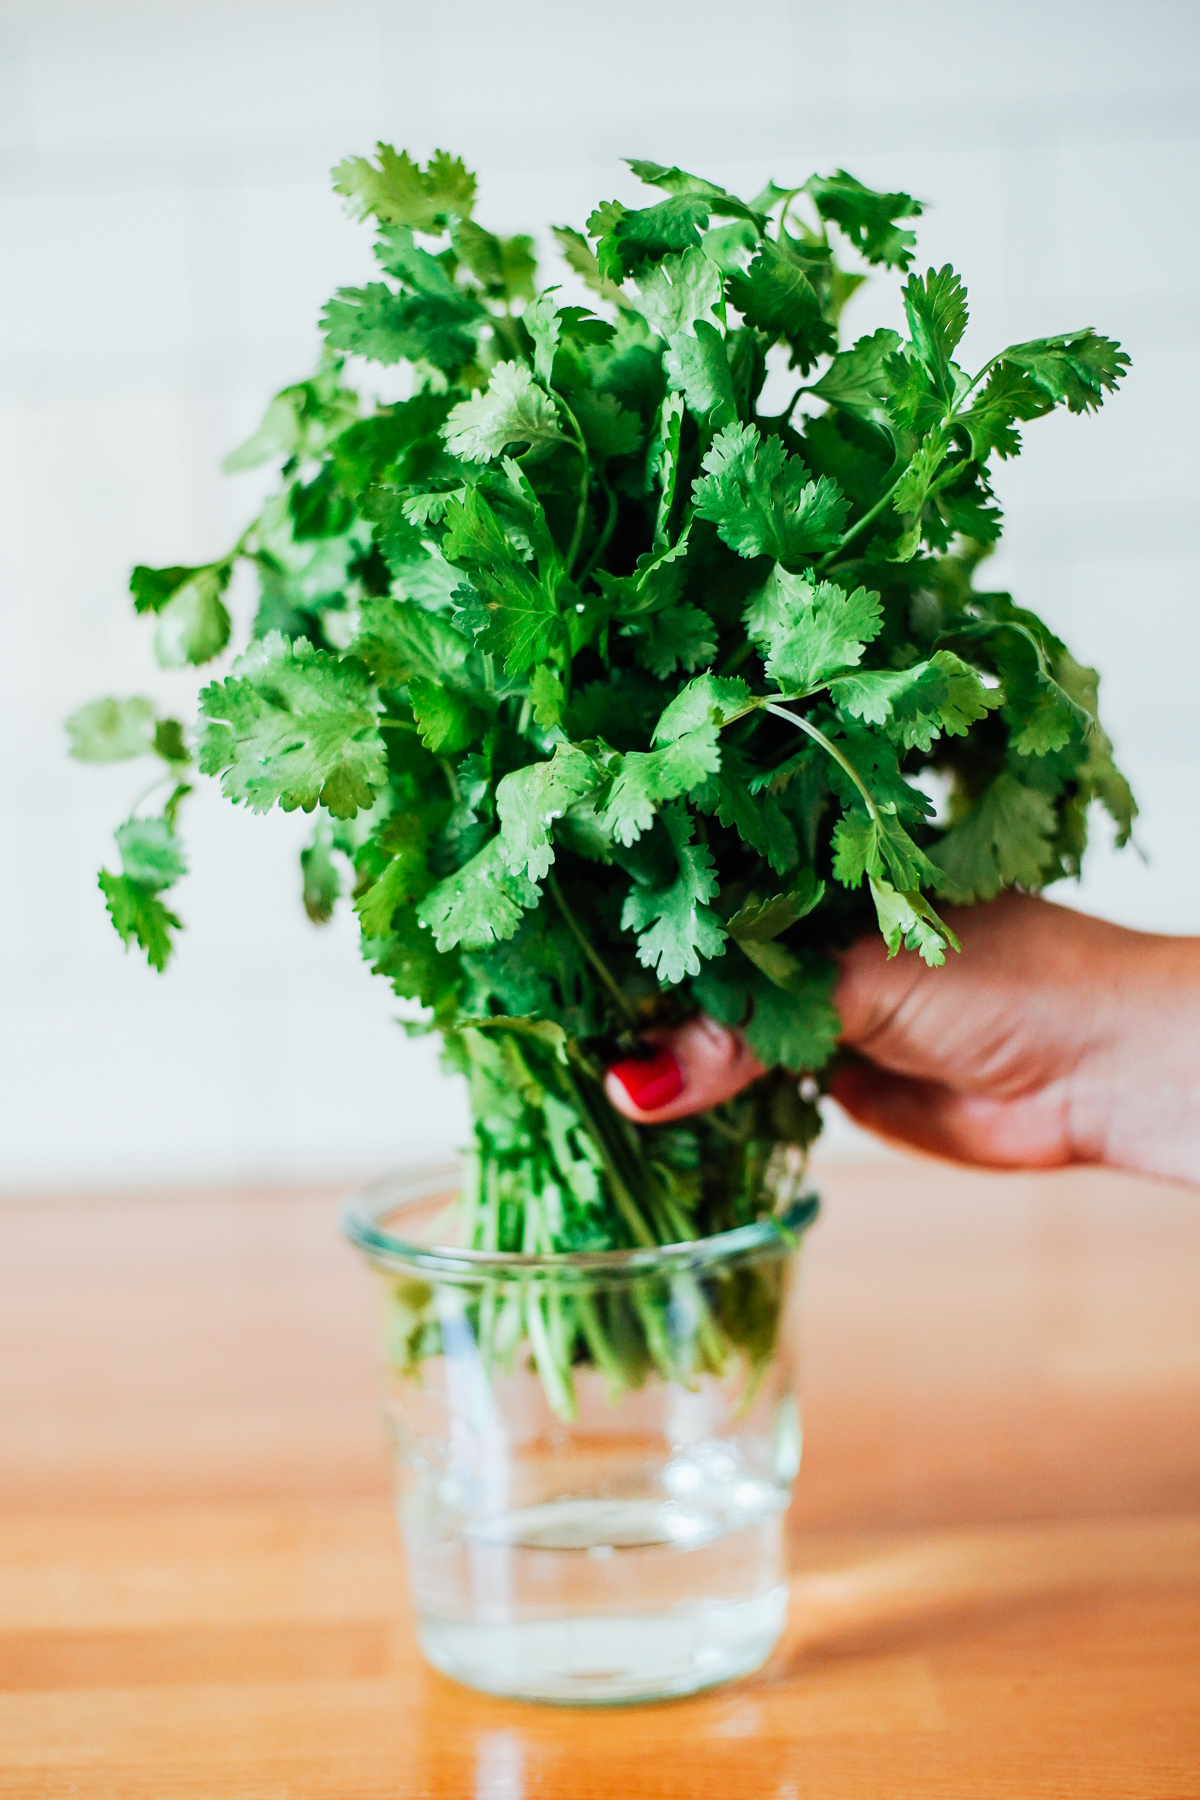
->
[[604, 894, 1200, 1185]]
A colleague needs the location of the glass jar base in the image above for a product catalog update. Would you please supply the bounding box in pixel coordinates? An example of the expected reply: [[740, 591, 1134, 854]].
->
[[418, 1585, 788, 1705]]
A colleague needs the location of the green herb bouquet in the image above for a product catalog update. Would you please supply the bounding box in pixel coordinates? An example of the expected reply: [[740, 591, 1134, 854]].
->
[[69, 147, 1133, 1416]]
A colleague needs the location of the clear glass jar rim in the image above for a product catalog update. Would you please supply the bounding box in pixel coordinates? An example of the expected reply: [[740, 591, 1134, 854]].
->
[[342, 1161, 819, 1281]]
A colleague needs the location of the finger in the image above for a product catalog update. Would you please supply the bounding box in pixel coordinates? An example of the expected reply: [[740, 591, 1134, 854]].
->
[[829, 1061, 1075, 1169], [605, 1016, 765, 1124]]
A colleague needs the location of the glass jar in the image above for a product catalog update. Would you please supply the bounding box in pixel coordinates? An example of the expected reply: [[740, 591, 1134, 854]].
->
[[343, 1164, 816, 1705]]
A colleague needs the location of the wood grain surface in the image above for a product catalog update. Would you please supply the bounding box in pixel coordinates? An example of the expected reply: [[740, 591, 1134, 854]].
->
[[1, 1158, 1197, 1797]]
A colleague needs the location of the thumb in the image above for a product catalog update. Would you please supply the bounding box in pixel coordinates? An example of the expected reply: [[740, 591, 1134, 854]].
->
[[605, 1016, 765, 1123]]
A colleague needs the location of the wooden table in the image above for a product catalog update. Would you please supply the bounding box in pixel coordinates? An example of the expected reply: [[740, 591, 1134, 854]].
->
[[1, 1159, 1197, 1797]]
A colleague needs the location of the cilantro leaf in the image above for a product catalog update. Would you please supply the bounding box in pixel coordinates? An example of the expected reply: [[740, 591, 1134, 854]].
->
[[602, 723, 722, 846], [727, 239, 835, 371], [442, 488, 565, 676], [301, 818, 342, 924], [830, 806, 940, 893], [99, 871, 182, 973], [525, 290, 562, 385], [570, 390, 643, 462], [960, 363, 1053, 461], [624, 160, 748, 208], [442, 361, 562, 462], [496, 745, 602, 882], [634, 247, 723, 339], [742, 957, 840, 1068], [746, 568, 883, 691], [198, 632, 386, 817], [622, 602, 716, 679], [407, 677, 485, 754], [66, 696, 157, 762], [884, 347, 944, 438], [652, 673, 753, 743], [889, 428, 962, 561], [415, 835, 540, 951], [869, 879, 958, 966], [529, 665, 565, 729], [830, 649, 1002, 751], [114, 816, 188, 890], [693, 947, 840, 1069], [131, 564, 233, 669], [929, 771, 1059, 902], [902, 265, 969, 396], [331, 144, 476, 230], [663, 320, 737, 429], [608, 195, 712, 273], [154, 568, 233, 669], [692, 422, 849, 564], [999, 330, 1130, 415], [322, 280, 480, 374], [806, 171, 923, 268], [352, 596, 471, 688], [621, 806, 725, 982], [820, 722, 932, 824], [694, 745, 799, 874], [726, 872, 824, 941], [807, 329, 903, 427], [551, 225, 626, 305], [224, 365, 360, 472], [355, 813, 432, 936], [453, 220, 537, 303], [596, 533, 689, 618]]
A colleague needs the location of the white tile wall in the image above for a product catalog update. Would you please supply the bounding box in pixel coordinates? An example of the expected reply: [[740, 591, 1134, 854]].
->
[[2, 0, 1197, 1190]]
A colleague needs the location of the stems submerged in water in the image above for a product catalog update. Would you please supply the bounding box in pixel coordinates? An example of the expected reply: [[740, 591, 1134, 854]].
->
[[387, 1022, 821, 1418]]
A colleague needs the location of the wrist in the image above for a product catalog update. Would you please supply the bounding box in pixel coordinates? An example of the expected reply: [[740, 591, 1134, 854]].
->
[[1068, 932, 1200, 1184]]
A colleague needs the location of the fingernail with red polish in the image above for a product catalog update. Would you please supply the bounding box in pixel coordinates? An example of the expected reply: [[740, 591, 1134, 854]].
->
[[608, 1048, 684, 1111]]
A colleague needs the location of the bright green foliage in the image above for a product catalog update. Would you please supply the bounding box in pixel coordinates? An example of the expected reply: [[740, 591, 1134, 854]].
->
[[497, 745, 601, 882], [416, 836, 540, 951], [300, 818, 342, 923], [930, 771, 1060, 901], [693, 423, 849, 562], [114, 816, 188, 889], [332, 145, 476, 230], [76, 143, 1132, 1336], [747, 569, 883, 691], [197, 633, 385, 816], [443, 361, 562, 461], [131, 564, 233, 668], [602, 724, 722, 846], [99, 871, 182, 973], [829, 650, 1002, 751], [805, 171, 923, 268], [621, 806, 726, 982], [66, 696, 158, 762]]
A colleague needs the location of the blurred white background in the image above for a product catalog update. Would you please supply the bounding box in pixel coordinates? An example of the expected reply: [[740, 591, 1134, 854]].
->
[[2, 0, 1197, 1192]]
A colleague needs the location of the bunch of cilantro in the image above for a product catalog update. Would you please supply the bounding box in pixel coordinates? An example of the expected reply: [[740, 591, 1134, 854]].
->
[[69, 147, 1133, 1414]]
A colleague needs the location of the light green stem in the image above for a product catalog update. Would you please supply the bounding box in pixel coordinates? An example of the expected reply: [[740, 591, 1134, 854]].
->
[[549, 875, 639, 1030], [762, 702, 883, 824]]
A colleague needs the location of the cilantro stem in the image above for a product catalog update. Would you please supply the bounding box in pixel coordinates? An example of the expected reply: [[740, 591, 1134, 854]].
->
[[813, 349, 1002, 572], [554, 397, 592, 575], [718, 639, 755, 677], [128, 769, 177, 815], [578, 478, 618, 585], [816, 466, 907, 570], [440, 758, 462, 804], [558, 1059, 659, 1249], [762, 702, 882, 824], [548, 873, 639, 1030]]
